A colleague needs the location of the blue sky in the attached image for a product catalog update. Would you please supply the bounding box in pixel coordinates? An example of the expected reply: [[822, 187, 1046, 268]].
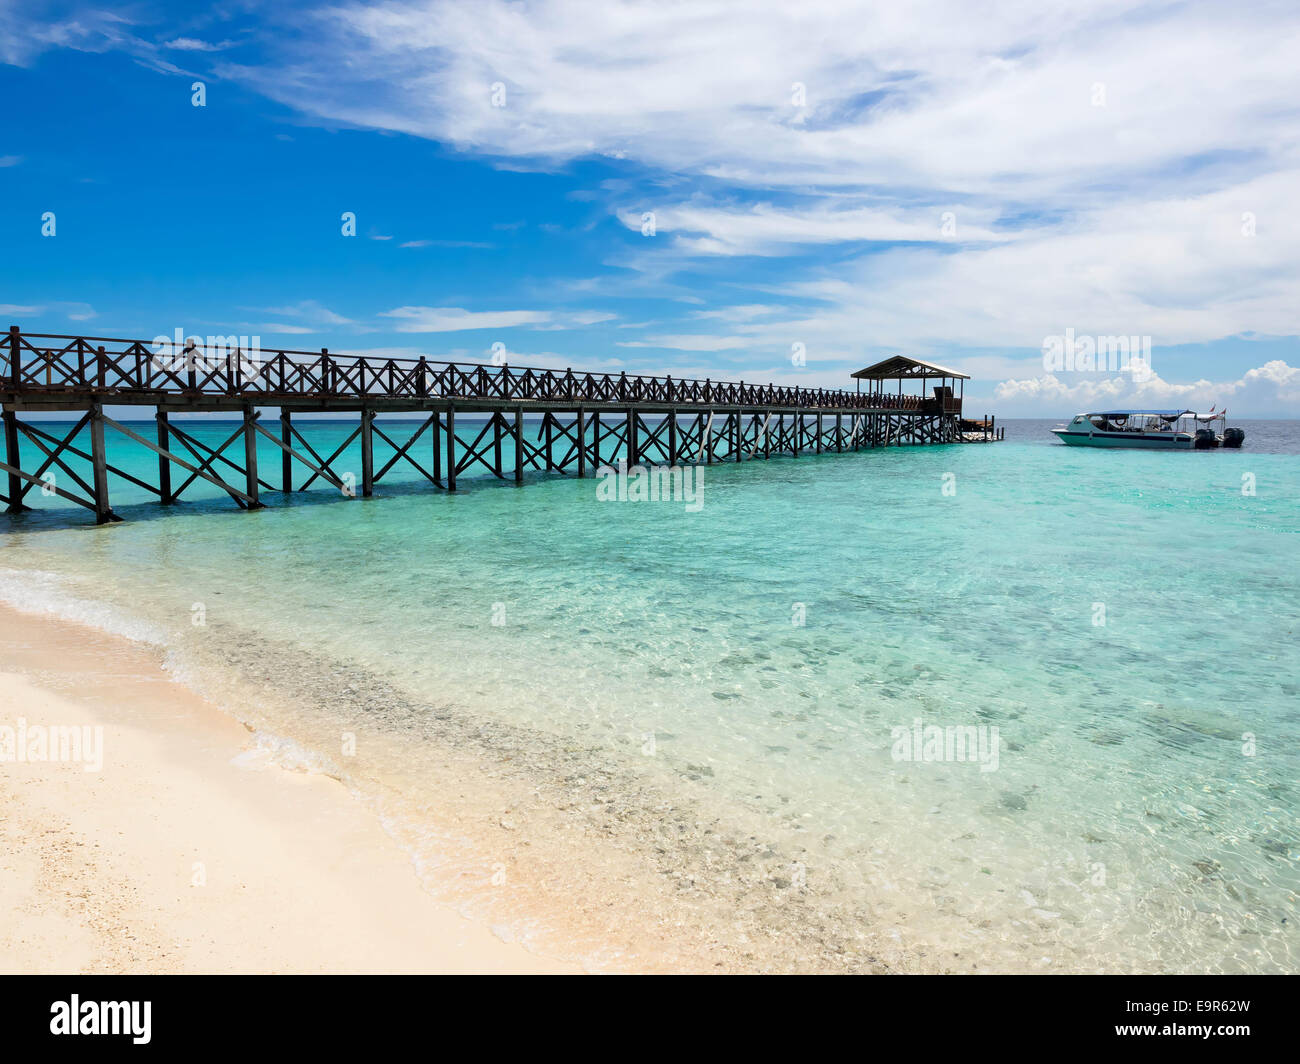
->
[[2, 0, 1298, 415]]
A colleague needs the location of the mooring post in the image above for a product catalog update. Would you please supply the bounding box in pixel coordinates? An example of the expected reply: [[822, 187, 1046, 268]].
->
[[155, 409, 173, 504], [514, 408, 524, 483], [360, 407, 374, 497], [89, 403, 113, 524], [243, 403, 263, 508], [576, 408, 586, 478], [280, 409, 292, 492], [3, 407, 23, 511], [446, 405, 457, 492]]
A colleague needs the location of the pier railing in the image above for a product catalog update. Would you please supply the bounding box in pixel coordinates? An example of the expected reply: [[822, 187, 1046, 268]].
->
[[3, 329, 925, 411]]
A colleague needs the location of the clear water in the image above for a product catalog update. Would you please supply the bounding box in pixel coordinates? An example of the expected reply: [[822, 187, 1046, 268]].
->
[[2, 417, 1296, 972]]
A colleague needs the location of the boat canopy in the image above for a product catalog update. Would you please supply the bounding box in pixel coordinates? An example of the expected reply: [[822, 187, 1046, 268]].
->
[[1091, 409, 1190, 418]]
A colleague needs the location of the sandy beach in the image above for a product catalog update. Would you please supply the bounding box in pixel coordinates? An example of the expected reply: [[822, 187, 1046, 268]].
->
[[0, 602, 578, 974]]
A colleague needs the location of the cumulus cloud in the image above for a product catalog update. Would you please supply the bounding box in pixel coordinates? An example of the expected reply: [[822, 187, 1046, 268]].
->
[[994, 360, 1300, 414]]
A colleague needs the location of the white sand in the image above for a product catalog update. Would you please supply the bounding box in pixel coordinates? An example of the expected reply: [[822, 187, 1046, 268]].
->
[[0, 603, 579, 974]]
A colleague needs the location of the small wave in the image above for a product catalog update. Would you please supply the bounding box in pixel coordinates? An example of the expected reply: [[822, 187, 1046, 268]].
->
[[0, 567, 168, 645], [230, 729, 343, 778]]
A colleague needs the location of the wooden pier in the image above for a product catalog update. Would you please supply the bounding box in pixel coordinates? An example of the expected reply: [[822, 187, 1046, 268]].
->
[[1, 329, 992, 524]]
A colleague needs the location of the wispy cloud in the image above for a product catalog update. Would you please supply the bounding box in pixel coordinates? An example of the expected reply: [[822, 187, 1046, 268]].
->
[[380, 306, 553, 332], [162, 37, 236, 53], [399, 238, 494, 249]]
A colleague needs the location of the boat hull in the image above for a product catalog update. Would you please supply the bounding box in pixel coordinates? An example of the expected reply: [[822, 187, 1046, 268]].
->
[[1052, 429, 1194, 449]]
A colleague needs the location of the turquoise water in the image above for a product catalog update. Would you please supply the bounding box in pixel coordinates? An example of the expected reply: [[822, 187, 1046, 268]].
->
[[2, 418, 1297, 972]]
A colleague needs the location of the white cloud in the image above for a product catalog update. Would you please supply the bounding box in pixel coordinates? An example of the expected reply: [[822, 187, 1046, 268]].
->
[[163, 37, 235, 52], [622, 202, 1012, 255], [380, 306, 553, 332], [255, 301, 354, 326], [618, 334, 749, 352], [994, 361, 1300, 414], [221, 1, 1299, 203]]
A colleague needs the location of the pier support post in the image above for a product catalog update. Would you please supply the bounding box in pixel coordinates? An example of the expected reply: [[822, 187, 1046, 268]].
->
[[432, 410, 442, 486], [576, 408, 586, 478], [592, 411, 601, 468], [705, 411, 714, 464], [280, 409, 292, 493], [544, 413, 554, 471], [626, 408, 637, 467], [243, 404, 264, 508], [668, 410, 677, 467], [156, 409, 173, 503], [514, 408, 524, 483], [360, 407, 374, 497], [3, 408, 26, 512], [89, 403, 113, 525], [735, 411, 742, 462], [445, 406, 456, 492], [493, 412, 503, 479], [837, 412, 843, 453]]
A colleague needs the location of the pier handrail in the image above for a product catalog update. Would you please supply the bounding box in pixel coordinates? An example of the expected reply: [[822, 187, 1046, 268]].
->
[[3, 328, 925, 411]]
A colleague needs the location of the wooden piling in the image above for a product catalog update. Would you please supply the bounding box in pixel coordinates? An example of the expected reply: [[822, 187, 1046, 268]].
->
[[514, 408, 524, 483], [280, 409, 292, 492], [576, 408, 586, 478], [360, 407, 374, 497], [243, 404, 263, 508], [445, 406, 456, 492], [3, 408, 23, 511], [89, 404, 112, 524], [156, 409, 173, 503]]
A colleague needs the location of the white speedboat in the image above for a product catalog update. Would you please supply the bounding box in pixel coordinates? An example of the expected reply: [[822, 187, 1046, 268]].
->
[[1052, 409, 1244, 449]]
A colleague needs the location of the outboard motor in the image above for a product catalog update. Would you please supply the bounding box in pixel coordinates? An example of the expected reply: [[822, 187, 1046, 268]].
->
[[1222, 426, 1245, 448], [1194, 427, 1219, 449]]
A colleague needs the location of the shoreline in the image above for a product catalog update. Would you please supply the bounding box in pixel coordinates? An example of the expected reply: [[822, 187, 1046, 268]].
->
[[0, 601, 581, 974]]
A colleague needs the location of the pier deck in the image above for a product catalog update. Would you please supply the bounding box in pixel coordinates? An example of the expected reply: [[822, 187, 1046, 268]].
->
[[2, 328, 993, 524]]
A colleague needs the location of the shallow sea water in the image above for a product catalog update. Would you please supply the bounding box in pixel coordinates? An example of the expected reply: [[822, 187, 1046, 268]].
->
[[2, 417, 1296, 972]]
